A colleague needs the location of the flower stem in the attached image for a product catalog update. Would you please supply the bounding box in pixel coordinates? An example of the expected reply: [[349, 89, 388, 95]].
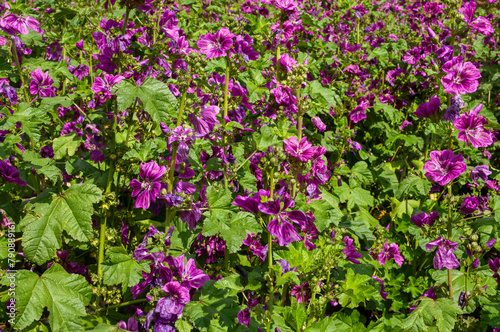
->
[[296, 88, 302, 141], [223, 54, 231, 191], [267, 169, 275, 315], [100, 298, 147, 311], [166, 78, 191, 232], [11, 42, 30, 103], [356, 18, 360, 45], [97, 99, 118, 281], [447, 184, 453, 299]]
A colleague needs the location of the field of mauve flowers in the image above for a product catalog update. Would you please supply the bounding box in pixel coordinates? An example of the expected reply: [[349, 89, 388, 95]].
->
[[0, 0, 499, 331]]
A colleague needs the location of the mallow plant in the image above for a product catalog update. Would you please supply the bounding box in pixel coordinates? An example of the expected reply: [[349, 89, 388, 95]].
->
[[0, 0, 499, 331]]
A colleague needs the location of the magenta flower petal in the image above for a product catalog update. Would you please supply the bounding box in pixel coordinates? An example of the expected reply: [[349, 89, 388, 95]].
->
[[424, 150, 466, 186]]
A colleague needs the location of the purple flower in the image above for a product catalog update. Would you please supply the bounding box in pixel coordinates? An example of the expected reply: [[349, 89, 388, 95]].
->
[[423, 150, 466, 186], [443, 95, 465, 123], [76, 39, 84, 50], [411, 211, 439, 228], [233, 193, 263, 214], [157, 281, 190, 316], [343, 236, 362, 264], [312, 117, 326, 132], [489, 258, 500, 283], [0, 83, 17, 104], [471, 165, 491, 182], [46, 42, 62, 61], [165, 254, 209, 289], [168, 126, 195, 162], [283, 136, 323, 162], [426, 237, 460, 270], [422, 287, 437, 301], [400, 120, 412, 130], [0, 14, 43, 35], [233, 35, 259, 63], [197, 28, 235, 59], [274, 0, 298, 11], [372, 276, 388, 300], [441, 56, 481, 95], [377, 242, 404, 266], [237, 308, 251, 328], [291, 283, 311, 303], [349, 103, 367, 123], [258, 196, 305, 247], [29, 69, 56, 97], [40, 145, 54, 159], [91, 74, 124, 100], [118, 318, 139, 332], [243, 234, 268, 261], [190, 105, 220, 137], [121, 222, 130, 245], [278, 53, 297, 72], [0, 160, 26, 186], [454, 104, 493, 148], [414, 95, 440, 118], [460, 197, 479, 215], [129, 161, 166, 209], [459, 2, 494, 36], [68, 65, 90, 80], [272, 84, 297, 106]]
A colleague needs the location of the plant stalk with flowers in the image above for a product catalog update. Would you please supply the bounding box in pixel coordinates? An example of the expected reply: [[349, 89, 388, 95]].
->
[[0, 0, 500, 331]]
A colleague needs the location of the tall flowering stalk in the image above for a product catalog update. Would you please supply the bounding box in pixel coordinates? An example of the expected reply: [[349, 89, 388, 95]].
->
[[166, 75, 192, 231], [424, 149, 466, 299]]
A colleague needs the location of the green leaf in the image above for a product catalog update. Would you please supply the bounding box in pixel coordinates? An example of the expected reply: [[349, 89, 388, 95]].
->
[[183, 280, 239, 330], [123, 140, 158, 162], [114, 77, 178, 124], [203, 211, 261, 253], [373, 98, 403, 123], [308, 198, 342, 231], [396, 176, 430, 200], [53, 133, 83, 160], [368, 47, 389, 66], [102, 247, 150, 289], [0, 264, 91, 331], [308, 80, 341, 108], [402, 298, 461, 332], [23, 150, 62, 183], [338, 269, 380, 309], [215, 274, 244, 295], [20, 183, 102, 264], [253, 126, 281, 151], [351, 161, 374, 184], [205, 186, 233, 220], [283, 302, 308, 332], [348, 187, 375, 210], [1, 103, 51, 141], [331, 311, 367, 331]]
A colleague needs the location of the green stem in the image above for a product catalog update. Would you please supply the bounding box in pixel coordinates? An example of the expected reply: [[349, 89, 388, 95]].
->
[[97, 100, 118, 280], [90, 52, 94, 86], [296, 88, 302, 141], [118, 6, 131, 73], [125, 98, 138, 146], [462, 212, 494, 221], [166, 78, 191, 232], [102, 298, 147, 311], [447, 184, 453, 299], [11, 42, 30, 103], [276, 44, 281, 81], [356, 18, 360, 45], [62, 46, 67, 95], [222, 54, 232, 271], [267, 169, 275, 311], [222, 54, 231, 192]]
